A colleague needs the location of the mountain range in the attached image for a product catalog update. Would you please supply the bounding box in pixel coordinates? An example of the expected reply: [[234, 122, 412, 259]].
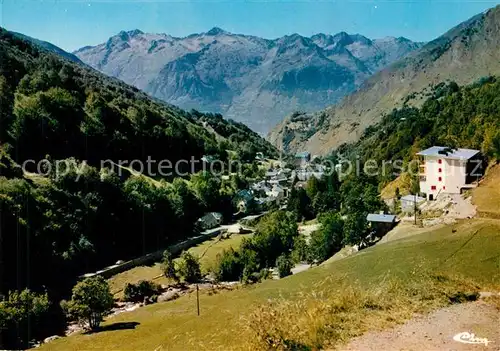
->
[[74, 29, 423, 133], [268, 6, 500, 155]]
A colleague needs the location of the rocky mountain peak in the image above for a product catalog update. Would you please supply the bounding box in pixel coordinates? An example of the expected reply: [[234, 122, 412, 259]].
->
[[348, 34, 373, 46], [206, 27, 228, 36], [116, 29, 144, 41], [332, 31, 354, 46], [128, 29, 144, 37]]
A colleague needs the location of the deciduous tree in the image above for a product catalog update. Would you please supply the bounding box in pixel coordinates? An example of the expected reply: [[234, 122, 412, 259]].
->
[[62, 276, 114, 330]]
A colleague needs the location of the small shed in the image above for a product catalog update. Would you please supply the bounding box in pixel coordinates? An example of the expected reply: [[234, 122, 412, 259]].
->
[[366, 213, 397, 223], [366, 213, 397, 237]]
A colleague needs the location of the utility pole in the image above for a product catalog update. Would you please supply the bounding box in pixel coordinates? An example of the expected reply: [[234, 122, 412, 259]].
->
[[414, 193, 417, 225], [196, 284, 200, 316]]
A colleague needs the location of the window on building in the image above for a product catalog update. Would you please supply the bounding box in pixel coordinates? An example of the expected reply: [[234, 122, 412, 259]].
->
[[438, 177, 442, 181], [438, 168, 442, 173], [431, 185, 437, 190], [443, 186, 446, 190], [438, 159, 442, 164]]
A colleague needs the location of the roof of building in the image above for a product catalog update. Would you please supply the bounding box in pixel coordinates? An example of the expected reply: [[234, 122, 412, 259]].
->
[[236, 189, 253, 200], [226, 224, 243, 234], [294, 170, 324, 181], [199, 212, 223, 222], [272, 184, 285, 191], [416, 146, 480, 160], [366, 213, 397, 223], [251, 181, 265, 189], [265, 171, 279, 178], [201, 155, 216, 163], [295, 151, 311, 158]]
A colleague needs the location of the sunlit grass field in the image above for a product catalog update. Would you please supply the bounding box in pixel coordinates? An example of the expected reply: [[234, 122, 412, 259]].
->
[[41, 218, 500, 350], [473, 163, 500, 218]]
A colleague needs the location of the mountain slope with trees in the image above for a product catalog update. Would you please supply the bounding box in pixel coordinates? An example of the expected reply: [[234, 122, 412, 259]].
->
[[344, 77, 500, 191], [11, 32, 83, 64], [269, 5, 500, 154]]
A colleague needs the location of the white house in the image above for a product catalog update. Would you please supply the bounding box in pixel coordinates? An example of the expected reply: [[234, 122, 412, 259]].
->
[[265, 184, 287, 204], [417, 146, 482, 200], [293, 170, 324, 181], [251, 180, 269, 193]]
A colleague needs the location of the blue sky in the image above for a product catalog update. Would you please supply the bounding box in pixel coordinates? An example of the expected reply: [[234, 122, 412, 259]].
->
[[1, 1, 497, 52]]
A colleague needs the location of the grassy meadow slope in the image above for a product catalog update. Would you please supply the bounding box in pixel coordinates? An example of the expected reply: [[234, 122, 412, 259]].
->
[[41, 216, 500, 350], [39, 164, 500, 350], [269, 5, 500, 155], [473, 164, 500, 219]]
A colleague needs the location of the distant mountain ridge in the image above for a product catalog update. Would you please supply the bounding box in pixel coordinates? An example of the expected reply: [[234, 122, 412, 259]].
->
[[74, 28, 423, 133], [12, 32, 83, 64], [268, 6, 500, 155]]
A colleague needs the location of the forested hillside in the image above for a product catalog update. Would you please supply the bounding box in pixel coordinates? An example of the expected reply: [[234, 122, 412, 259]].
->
[[341, 78, 500, 190], [0, 28, 276, 348]]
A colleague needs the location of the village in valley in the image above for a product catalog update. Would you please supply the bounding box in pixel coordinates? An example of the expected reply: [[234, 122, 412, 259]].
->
[[202, 144, 484, 243], [94, 143, 486, 290]]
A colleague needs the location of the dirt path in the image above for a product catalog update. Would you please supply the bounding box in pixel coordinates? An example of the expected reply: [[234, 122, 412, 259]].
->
[[341, 300, 500, 350]]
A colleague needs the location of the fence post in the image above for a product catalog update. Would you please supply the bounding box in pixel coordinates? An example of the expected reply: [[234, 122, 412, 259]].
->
[[196, 284, 200, 316]]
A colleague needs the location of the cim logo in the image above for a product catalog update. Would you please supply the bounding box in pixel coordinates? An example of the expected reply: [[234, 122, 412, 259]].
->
[[453, 332, 491, 346]]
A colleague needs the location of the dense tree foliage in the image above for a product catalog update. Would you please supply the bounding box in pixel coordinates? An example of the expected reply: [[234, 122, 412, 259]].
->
[[248, 211, 298, 268], [308, 212, 344, 263], [291, 235, 309, 264], [0, 289, 51, 348], [339, 173, 386, 244], [161, 250, 178, 282], [177, 251, 202, 283], [276, 254, 293, 278], [287, 171, 342, 221], [213, 248, 244, 282], [123, 280, 161, 303], [212, 211, 298, 281]]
